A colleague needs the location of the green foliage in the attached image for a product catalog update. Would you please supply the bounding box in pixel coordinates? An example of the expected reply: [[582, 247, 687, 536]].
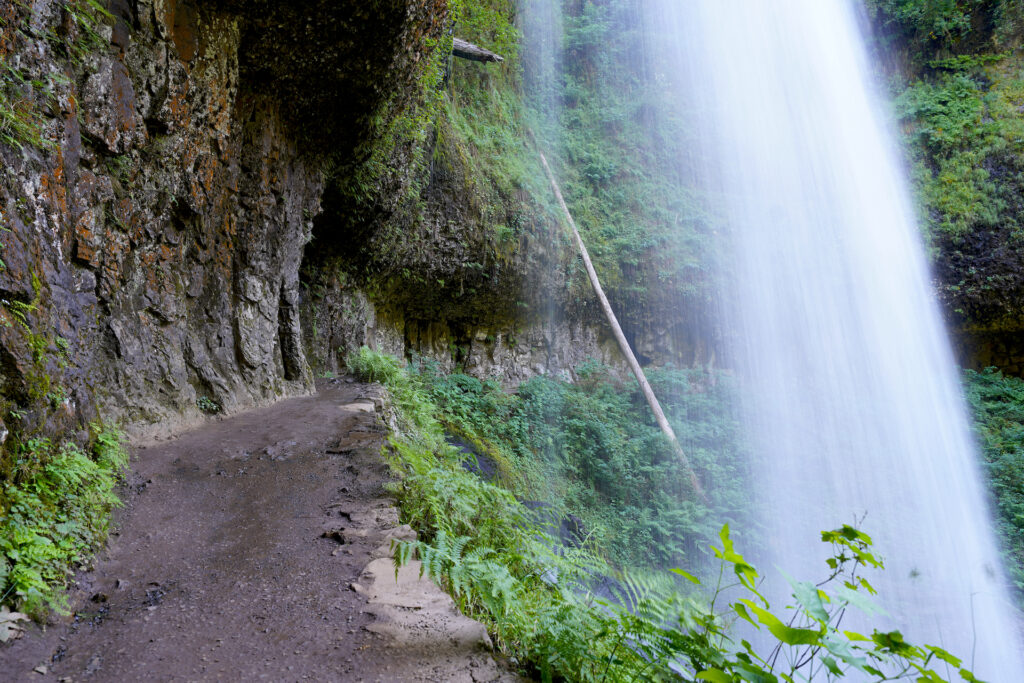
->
[[195, 396, 221, 414], [354, 348, 972, 681], [347, 347, 441, 437], [963, 367, 1024, 601], [347, 346, 407, 385], [880, 7, 1024, 323], [0, 65, 56, 151], [439, 0, 548, 256], [864, 0, 1024, 70], [452, 0, 520, 64], [894, 61, 1024, 244], [0, 268, 114, 618], [865, 0, 981, 57], [402, 504, 973, 681], [317, 0, 545, 308], [0, 424, 128, 617], [0, 1, 123, 613], [413, 358, 751, 571]]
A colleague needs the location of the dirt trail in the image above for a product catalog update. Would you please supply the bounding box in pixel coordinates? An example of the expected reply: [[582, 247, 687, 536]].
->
[[3, 380, 519, 682]]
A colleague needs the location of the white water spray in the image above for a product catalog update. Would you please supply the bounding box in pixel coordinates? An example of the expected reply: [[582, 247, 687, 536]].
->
[[520, 0, 1024, 675], [650, 1, 1024, 678]]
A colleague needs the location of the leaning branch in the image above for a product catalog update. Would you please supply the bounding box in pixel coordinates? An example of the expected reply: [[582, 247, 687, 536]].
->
[[452, 37, 504, 63], [537, 150, 705, 499]]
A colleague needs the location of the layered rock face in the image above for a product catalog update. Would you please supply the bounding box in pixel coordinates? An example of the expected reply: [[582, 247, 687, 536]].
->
[[297, 117, 630, 385], [0, 0, 447, 438], [0, 0, 633, 446]]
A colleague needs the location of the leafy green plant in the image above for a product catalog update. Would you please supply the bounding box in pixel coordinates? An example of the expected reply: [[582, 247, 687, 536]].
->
[[893, 69, 1006, 243], [411, 357, 751, 572], [352, 348, 974, 681], [0, 424, 129, 616], [347, 346, 442, 437], [195, 396, 221, 415], [0, 69, 54, 151], [396, 506, 977, 681]]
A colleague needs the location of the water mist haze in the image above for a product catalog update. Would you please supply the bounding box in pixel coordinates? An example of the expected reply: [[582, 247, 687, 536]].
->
[[523, 0, 1024, 678]]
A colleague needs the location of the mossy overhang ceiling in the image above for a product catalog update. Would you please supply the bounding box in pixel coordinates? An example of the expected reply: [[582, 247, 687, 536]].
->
[[214, 0, 447, 156]]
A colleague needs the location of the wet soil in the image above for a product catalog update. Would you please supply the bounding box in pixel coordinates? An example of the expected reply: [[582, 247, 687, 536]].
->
[[2, 380, 518, 682]]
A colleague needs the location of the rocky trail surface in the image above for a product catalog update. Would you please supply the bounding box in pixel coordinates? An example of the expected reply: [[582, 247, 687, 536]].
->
[[3, 380, 519, 682]]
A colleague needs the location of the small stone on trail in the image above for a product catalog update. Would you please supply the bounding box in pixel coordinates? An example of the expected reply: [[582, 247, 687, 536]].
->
[[83, 651, 102, 673], [323, 526, 369, 544], [322, 528, 347, 543], [33, 665, 47, 674], [0, 606, 29, 643]]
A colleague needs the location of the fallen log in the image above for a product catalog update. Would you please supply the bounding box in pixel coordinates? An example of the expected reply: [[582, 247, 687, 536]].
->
[[453, 38, 504, 63], [537, 149, 706, 499]]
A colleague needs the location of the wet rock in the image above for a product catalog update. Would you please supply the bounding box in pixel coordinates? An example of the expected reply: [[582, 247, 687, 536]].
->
[[322, 527, 369, 544], [80, 58, 146, 154], [0, 0, 450, 446]]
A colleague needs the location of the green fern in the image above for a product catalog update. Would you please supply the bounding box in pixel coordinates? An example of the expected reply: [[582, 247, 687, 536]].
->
[[400, 532, 520, 617], [358, 348, 977, 682], [0, 425, 128, 616]]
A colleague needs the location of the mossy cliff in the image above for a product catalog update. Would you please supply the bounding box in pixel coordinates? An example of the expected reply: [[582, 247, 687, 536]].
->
[[0, 0, 443, 449], [865, 0, 1024, 374], [0, 1, 635, 609], [0, 0, 714, 617], [0, 0, 643, 463], [297, 0, 633, 385], [8, 0, 1024, 501]]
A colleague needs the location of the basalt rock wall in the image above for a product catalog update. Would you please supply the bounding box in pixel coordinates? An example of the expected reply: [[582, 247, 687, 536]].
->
[[296, 96, 632, 385], [1, 0, 633, 449], [0, 0, 447, 440]]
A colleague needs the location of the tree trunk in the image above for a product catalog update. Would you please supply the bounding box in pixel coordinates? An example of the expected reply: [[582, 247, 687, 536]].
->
[[452, 38, 504, 63], [538, 151, 705, 498]]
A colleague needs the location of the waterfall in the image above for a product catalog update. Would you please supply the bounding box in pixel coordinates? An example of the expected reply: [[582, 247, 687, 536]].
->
[[522, 0, 1024, 676], [652, 1, 1024, 678]]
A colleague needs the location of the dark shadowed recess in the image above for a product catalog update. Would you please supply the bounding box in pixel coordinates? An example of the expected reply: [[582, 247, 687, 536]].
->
[[216, 0, 447, 158]]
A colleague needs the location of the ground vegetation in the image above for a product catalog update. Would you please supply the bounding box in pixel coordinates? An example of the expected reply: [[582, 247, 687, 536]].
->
[[349, 347, 977, 683]]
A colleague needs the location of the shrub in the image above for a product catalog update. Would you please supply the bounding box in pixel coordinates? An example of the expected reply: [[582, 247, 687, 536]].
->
[[351, 348, 975, 681], [412, 357, 751, 572]]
